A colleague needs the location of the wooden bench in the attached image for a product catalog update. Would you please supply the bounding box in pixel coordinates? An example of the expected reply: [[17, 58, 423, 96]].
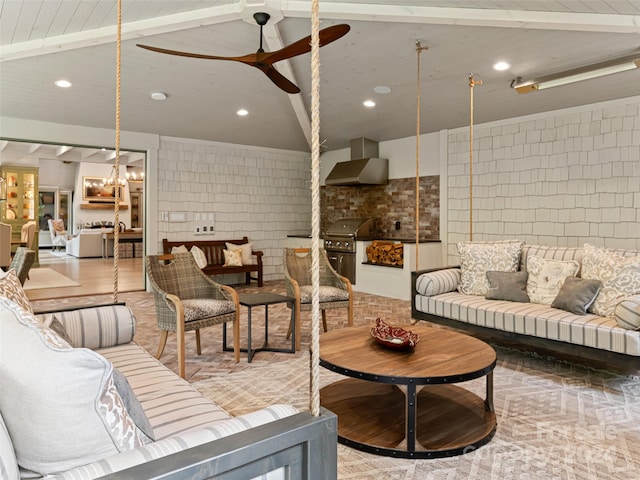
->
[[162, 237, 263, 287]]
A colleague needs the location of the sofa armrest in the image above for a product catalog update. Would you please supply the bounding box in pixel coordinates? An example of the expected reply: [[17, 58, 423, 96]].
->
[[414, 267, 461, 297], [615, 295, 640, 330], [36, 305, 136, 349], [49, 405, 309, 480]]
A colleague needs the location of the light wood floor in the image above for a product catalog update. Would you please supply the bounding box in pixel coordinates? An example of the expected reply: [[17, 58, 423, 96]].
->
[[25, 250, 145, 301]]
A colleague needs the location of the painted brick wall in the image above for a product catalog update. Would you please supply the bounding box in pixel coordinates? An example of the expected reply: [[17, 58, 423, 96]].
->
[[446, 98, 640, 263], [156, 138, 311, 280], [320, 176, 439, 240]]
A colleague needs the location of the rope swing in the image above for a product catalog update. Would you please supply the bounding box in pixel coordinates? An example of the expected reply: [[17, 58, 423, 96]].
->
[[468, 73, 482, 241], [414, 41, 428, 271], [309, 0, 322, 417], [113, 0, 123, 302]]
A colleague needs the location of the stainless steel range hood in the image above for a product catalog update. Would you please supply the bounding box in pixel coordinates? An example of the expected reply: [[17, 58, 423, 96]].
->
[[325, 138, 388, 186]]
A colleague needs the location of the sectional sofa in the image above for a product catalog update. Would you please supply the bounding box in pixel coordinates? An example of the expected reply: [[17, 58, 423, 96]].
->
[[0, 271, 337, 479], [412, 242, 640, 371]]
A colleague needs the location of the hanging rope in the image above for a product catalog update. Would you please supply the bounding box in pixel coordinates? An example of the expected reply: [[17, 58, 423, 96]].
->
[[468, 73, 482, 242], [113, 0, 122, 302], [309, 0, 322, 417], [414, 41, 428, 271]]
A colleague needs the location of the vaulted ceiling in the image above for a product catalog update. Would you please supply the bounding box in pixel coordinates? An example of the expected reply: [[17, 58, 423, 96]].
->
[[1, 0, 639, 162]]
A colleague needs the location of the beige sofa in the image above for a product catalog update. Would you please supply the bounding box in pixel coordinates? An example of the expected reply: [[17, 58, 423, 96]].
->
[[66, 228, 111, 258], [0, 278, 337, 479], [412, 242, 640, 371]]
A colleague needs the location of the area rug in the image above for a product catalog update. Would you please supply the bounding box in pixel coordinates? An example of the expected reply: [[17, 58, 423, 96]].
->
[[23, 268, 80, 290], [192, 348, 640, 480]]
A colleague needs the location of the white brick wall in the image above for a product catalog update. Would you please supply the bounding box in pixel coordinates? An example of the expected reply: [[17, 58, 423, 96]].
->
[[156, 137, 311, 281], [447, 97, 640, 263]]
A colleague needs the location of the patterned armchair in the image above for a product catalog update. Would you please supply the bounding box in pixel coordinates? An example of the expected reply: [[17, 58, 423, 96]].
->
[[146, 252, 240, 378], [283, 247, 353, 350]]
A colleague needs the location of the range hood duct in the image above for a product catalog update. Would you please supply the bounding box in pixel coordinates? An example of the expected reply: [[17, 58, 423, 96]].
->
[[325, 138, 388, 186]]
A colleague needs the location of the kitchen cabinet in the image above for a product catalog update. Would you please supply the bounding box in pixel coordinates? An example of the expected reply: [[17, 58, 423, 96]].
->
[[1, 167, 39, 261]]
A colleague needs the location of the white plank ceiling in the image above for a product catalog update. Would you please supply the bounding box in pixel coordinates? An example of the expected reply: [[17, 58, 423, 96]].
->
[[0, 0, 639, 163]]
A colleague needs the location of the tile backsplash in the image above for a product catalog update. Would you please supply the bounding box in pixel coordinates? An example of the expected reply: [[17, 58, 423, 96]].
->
[[321, 176, 439, 240]]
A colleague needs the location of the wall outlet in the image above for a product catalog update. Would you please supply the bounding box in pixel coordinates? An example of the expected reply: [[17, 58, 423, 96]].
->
[[395, 221, 401, 230], [195, 226, 201, 234]]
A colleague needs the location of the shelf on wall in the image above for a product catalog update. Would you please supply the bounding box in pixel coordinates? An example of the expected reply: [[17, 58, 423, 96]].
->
[[80, 203, 129, 210]]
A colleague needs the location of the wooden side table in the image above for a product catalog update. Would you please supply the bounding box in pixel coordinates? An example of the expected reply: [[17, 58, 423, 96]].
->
[[223, 292, 296, 363]]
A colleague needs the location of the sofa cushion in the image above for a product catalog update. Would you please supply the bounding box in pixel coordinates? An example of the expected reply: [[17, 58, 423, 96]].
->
[[182, 298, 236, 321], [615, 295, 640, 330], [519, 245, 583, 272], [0, 269, 32, 313], [486, 271, 530, 303], [457, 240, 523, 296], [526, 255, 580, 305], [0, 298, 147, 476], [226, 242, 256, 265], [414, 291, 640, 356], [299, 285, 349, 303], [551, 277, 602, 315], [581, 244, 640, 318], [415, 268, 461, 296], [98, 343, 233, 440], [223, 248, 243, 267]]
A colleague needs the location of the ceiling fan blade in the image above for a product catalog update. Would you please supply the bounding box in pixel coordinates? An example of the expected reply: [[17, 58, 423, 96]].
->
[[137, 43, 250, 62], [264, 24, 350, 64], [259, 65, 301, 94]]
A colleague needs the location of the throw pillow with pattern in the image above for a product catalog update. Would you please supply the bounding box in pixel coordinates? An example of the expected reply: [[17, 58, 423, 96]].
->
[[457, 240, 523, 296], [223, 248, 243, 267], [526, 255, 580, 305]]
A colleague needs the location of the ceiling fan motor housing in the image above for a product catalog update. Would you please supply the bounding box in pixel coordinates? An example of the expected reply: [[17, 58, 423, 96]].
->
[[253, 12, 270, 26]]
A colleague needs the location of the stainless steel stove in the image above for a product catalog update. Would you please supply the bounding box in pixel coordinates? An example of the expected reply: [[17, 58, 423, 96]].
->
[[324, 218, 376, 284]]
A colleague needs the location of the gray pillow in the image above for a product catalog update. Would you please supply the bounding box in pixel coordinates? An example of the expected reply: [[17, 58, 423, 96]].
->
[[551, 276, 602, 315], [112, 368, 155, 441], [486, 271, 530, 303]]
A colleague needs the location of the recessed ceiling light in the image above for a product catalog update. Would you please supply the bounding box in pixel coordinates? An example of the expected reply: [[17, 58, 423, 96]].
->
[[363, 100, 376, 108], [237, 109, 249, 116], [493, 61, 510, 71], [150, 92, 167, 101], [373, 85, 391, 94], [54, 79, 72, 88]]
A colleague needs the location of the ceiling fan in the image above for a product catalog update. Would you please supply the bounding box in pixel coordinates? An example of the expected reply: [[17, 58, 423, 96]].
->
[[137, 13, 350, 94]]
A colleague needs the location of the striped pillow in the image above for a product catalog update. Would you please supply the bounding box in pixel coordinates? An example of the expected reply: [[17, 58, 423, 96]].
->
[[615, 295, 640, 330], [415, 269, 461, 296]]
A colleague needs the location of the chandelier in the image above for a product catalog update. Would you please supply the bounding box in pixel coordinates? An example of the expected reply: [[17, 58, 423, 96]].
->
[[102, 166, 126, 188]]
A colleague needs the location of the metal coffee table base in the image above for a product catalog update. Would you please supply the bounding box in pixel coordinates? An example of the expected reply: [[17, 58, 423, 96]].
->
[[223, 293, 295, 363]]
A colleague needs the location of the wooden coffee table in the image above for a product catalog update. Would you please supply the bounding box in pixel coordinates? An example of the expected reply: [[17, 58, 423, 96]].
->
[[320, 324, 496, 458]]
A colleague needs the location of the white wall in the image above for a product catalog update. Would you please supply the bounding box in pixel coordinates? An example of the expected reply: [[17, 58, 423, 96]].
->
[[156, 136, 311, 280], [319, 132, 441, 184], [445, 95, 640, 263]]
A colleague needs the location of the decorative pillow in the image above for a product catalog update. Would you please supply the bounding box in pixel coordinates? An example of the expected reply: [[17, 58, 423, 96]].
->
[[415, 268, 461, 296], [0, 414, 18, 480], [0, 297, 147, 475], [457, 240, 523, 296], [0, 269, 33, 313], [223, 248, 243, 267], [485, 271, 530, 303], [526, 255, 580, 305], [40, 314, 73, 345], [225, 242, 255, 265], [615, 295, 640, 330], [581, 244, 640, 318], [171, 245, 189, 255], [299, 285, 349, 303], [111, 368, 155, 441], [51, 219, 65, 232], [550, 277, 602, 315], [190, 245, 208, 269]]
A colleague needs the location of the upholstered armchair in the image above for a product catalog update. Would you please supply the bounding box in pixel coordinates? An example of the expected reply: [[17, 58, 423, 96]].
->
[[47, 218, 68, 251], [146, 252, 240, 378], [20, 221, 37, 251], [0, 222, 11, 269], [283, 247, 353, 350]]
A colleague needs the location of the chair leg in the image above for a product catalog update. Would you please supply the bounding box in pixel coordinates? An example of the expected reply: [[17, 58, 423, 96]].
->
[[321, 310, 328, 332], [347, 299, 354, 327], [156, 330, 168, 359], [195, 329, 202, 355], [295, 301, 302, 351]]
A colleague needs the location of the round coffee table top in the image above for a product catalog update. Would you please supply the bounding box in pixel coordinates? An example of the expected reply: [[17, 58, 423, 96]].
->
[[320, 324, 496, 385]]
